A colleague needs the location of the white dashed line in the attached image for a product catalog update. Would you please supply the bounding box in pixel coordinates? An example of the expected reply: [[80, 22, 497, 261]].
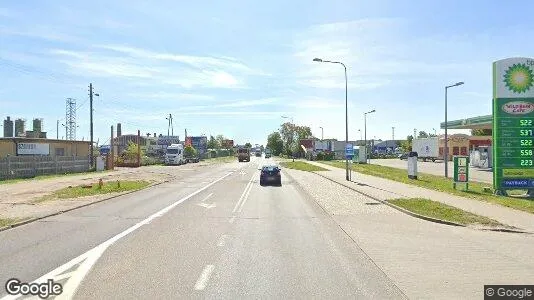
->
[[194, 265, 215, 290]]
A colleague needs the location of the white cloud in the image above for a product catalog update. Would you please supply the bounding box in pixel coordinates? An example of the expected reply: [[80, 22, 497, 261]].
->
[[50, 48, 246, 89], [180, 97, 280, 111], [129, 92, 215, 101], [97, 44, 268, 76], [0, 26, 78, 42], [291, 18, 489, 90]]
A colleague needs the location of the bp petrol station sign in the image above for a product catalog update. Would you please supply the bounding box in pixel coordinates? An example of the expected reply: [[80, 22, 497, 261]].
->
[[493, 57, 534, 195]]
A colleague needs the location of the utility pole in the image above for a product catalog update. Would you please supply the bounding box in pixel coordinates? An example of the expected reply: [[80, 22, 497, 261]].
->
[[137, 129, 141, 167], [392, 127, 395, 141], [110, 125, 114, 170], [414, 128, 417, 139], [166, 114, 174, 136], [56, 120, 59, 139], [171, 114, 174, 136], [89, 84, 94, 168]]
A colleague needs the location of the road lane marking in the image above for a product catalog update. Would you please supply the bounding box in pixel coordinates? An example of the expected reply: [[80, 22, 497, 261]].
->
[[200, 193, 214, 203], [196, 202, 216, 209], [0, 171, 234, 300], [217, 234, 227, 247], [232, 172, 255, 213], [194, 265, 215, 290], [229, 216, 236, 223], [237, 173, 255, 213], [52, 271, 75, 282]]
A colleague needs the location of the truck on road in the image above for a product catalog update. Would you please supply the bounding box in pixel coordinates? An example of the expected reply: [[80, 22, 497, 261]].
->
[[265, 148, 272, 158], [412, 137, 441, 162], [237, 147, 250, 162], [165, 144, 185, 165]]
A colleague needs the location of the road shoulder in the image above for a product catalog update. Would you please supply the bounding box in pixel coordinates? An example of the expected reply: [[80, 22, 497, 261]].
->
[[306, 160, 534, 233], [283, 167, 534, 299]]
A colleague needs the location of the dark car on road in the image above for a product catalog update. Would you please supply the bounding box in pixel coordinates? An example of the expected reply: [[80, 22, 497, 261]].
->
[[259, 165, 282, 186]]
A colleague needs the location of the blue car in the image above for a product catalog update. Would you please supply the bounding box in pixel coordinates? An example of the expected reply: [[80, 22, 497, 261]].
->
[[260, 165, 282, 186]]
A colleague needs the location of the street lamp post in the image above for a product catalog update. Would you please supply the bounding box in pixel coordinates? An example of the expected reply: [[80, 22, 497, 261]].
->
[[444, 81, 464, 178], [364, 110, 376, 164], [358, 129, 362, 143], [319, 126, 324, 140], [313, 57, 349, 181]]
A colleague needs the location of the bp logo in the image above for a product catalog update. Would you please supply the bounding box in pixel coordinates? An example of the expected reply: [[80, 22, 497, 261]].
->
[[503, 63, 534, 93]]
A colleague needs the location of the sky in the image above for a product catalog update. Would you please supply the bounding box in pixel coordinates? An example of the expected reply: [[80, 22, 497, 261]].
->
[[1, 0, 534, 146]]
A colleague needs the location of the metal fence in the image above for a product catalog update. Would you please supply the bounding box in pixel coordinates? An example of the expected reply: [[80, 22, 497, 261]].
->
[[0, 156, 90, 180]]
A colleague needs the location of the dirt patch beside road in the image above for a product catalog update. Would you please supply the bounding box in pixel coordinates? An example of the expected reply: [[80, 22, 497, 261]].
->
[[0, 166, 175, 221]]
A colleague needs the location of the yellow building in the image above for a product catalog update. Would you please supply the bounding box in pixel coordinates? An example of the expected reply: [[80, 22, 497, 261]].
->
[[0, 138, 90, 158]]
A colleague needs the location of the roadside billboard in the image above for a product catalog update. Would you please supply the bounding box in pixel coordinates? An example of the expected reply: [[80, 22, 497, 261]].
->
[[222, 139, 234, 148], [299, 139, 314, 150], [190, 136, 208, 158], [492, 57, 534, 194]]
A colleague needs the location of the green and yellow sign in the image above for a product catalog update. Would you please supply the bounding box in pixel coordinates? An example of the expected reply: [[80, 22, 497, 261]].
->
[[493, 57, 534, 192]]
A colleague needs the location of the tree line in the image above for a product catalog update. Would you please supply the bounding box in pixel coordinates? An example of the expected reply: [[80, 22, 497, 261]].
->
[[266, 122, 312, 157]]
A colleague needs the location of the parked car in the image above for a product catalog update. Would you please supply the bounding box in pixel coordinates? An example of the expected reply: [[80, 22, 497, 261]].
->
[[259, 164, 282, 186], [398, 153, 409, 160]]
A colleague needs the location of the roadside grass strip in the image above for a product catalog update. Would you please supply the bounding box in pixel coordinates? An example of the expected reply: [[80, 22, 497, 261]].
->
[[35, 180, 151, 202], [388, 198, 503, 227], [0, 217, 29, 228], [280, 161, 329, 172], [322, 161, 534, 214]]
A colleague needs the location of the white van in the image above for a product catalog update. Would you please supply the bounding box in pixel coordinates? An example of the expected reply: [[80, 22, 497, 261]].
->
[[165, 144, 185, 165]]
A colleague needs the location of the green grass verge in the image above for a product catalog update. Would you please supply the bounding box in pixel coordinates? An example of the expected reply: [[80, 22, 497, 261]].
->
[[0, 217, 29, 228], [279, 161, 328, 172], [36, 180, 151, 202], [321, 161, 534, 214], [0, 170, 110, 185], [389, 198, 502, 226]]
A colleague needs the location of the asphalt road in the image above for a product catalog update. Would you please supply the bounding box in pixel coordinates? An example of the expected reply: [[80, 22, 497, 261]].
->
[[369, 158, 493, 184], [1, 157, 404, 299]]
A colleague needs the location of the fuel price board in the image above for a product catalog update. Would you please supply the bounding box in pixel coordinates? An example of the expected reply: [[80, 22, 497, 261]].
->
[[493, 57, 534, 193]]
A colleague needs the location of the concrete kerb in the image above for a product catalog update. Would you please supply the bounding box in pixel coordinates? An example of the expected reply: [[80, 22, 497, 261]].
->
[[0, 179, 172, 233], [310, 171, 531, 234]]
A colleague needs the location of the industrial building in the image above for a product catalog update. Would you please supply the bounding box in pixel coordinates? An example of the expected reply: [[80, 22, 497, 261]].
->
[[3, 116, 47, 138], [0, 137, 90, 158]]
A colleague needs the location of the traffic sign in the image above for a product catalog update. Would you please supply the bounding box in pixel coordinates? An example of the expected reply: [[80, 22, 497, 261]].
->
[[345, 144, 354, 159], [492, 57, 534, 194]]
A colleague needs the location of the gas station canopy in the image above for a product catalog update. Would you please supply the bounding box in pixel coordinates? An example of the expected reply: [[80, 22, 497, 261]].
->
[[440, 115, 492, 130]]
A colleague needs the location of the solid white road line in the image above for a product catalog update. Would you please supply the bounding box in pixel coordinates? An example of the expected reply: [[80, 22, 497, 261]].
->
[[232, 172, 256, 213], [0, 171, 234, 300], [217, 234, 227, 247], [237, 172, 255, 213], [194, 265, 215, 291], [229, 216, 236, 223]]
